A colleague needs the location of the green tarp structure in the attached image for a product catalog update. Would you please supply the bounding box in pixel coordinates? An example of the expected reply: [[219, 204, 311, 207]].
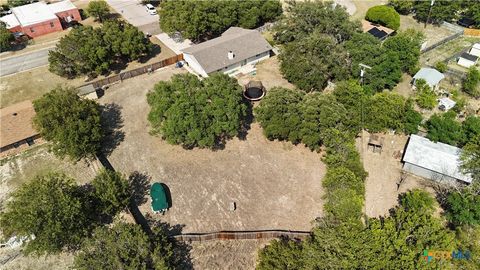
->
[[150, 182, 168, 212]]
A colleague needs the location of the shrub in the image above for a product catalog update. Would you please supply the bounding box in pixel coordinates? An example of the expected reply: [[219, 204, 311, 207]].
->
[[444, 187, 480, 227], [0, 21, 14, 52], [435, 61, 448, 73], [86, 0, 109, 22], [463, 66, 480, 98], [425, 111, 464, 146], [415, 79, 437, 110], [91, 169, 131, 216], [365, 5, 400, 30]]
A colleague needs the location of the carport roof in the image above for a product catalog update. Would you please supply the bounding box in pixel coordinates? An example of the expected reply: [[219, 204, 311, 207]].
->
[[413, 68, 445, 87], [402, 135, 472, 183]]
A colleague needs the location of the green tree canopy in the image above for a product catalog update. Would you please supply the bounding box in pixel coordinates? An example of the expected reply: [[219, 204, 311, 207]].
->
[[73, 222, 174, 270], [444, 185, 480, 227], [33, 87, 104, 160], [159, 0, 282, 41], [415, 79, 437, 110], [279, 32, 350, 91], [388, 0, 414, 15], [413, 0, 461, 24], [383, 29, 424, 74], [344, 33, 402, 93], [365, 5, 400, 30], [91, 169, 131, 216], [299, 93, 349, 150], [274, 0, 360, 44], [461, 134, 480, 182], [333, 80, 368, 130], [403, 99, 423, 134], [425, 111, 464, 146], [86, 0, 110, 22], [0, 21, 14, 52], [147, 73, 247, 149], [461, 116, 480, 146], [0, 173, 89, 255], [49, 22, 151, 78], [365, 92, 407, 132], [254, 87, 304, 143], [463, 66, 480, 98]]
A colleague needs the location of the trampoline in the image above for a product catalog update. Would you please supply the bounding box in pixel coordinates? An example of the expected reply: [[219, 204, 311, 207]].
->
[[243, 81, 266, 101], [150, 182, 168, 214]]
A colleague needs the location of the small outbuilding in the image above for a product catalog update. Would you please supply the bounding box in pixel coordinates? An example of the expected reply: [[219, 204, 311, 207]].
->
[[438, 97, 456, 111], [412, 68, 445, 90], [0, 101, 40, 155], [402, 135, 472, 184], [470, 43, 480, 57], [457, 52, 478, 68]]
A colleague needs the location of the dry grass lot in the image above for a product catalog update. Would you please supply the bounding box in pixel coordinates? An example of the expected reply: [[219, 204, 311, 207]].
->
[[357, 131, 435, 217], [101, 66, 325, 233], [237, 56, 295, 91], [190, 239, 269, 270]]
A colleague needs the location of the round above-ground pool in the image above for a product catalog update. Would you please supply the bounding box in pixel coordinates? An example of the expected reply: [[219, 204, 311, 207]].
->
[[243, 81, 266, 101]]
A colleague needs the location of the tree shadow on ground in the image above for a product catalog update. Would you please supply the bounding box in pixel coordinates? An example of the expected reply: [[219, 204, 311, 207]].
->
[[139, 44, 161, 64], [129, 171, 151, 206], [147, 217, 194, 270], [100, 103, 125, 156], [237, 98, 254, 141]]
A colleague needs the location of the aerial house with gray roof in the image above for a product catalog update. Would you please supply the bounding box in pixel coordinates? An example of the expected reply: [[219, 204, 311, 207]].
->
[[402, 135, 472, 184], [181, 27, 272, 77]]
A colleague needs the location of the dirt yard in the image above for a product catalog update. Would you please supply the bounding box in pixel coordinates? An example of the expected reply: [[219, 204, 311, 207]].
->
[[100, 66, 325, 233], [190, 239, 269, 269], [237, 56, 295, 91], [357, 131, 434, 217]]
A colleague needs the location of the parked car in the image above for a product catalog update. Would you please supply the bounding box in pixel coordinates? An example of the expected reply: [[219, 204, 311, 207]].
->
[[145, 4, 157, 15]]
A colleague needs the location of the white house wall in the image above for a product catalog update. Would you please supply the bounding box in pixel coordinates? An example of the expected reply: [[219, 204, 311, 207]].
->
[[403, 162, 458, 183], [183, 53, 208, 77], [219, 51, 270, 75]]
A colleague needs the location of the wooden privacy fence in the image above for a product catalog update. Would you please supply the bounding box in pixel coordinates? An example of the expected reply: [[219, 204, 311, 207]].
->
[[173, 230, 311, 242], [83, 54, 183, 89]]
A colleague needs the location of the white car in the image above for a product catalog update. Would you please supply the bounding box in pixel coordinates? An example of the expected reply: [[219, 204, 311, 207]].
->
[[146, 4, 157, 15]]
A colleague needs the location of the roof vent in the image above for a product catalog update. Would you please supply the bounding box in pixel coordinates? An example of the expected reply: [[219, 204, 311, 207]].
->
[[227, 51, 235, 60]]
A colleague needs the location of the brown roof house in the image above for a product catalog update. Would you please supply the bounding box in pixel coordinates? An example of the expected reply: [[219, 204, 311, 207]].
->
[[0, 101, 41, 156]]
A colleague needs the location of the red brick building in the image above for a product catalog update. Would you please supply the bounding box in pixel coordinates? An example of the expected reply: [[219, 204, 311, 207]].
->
[[0, 0, 80, 38]]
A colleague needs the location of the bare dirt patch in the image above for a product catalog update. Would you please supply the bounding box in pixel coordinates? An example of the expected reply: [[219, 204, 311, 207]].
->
[[357, 131, 435, 217], [190, 239, 269, 270], [100, 66, 325, 233], [237, 56, 295, 91]]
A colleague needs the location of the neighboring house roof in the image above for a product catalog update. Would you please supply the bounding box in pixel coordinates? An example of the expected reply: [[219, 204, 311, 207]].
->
[[11, 2, 58, 26], [460, 52, 478, 62], [48, 0, 78, 14], [0, 101, 39, 149], [473, 43, 480, 50], [182, 27, 272, 74], [403, 135, 472, 184], [413, 68, 445, 87], [361, 20, 394, 39], [0, 13, 20, 28]]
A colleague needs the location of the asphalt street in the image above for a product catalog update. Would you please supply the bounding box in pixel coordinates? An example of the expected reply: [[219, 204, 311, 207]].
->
[[0, 47, 52, 77]]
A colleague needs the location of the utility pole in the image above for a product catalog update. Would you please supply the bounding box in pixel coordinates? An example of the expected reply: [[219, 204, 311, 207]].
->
[[424, 0, 435, 28], [358, 63, 371, 222]]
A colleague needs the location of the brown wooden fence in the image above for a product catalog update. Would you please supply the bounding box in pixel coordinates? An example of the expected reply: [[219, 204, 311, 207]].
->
[[82, 54, 183, 89], [173, 230, 311, 242]]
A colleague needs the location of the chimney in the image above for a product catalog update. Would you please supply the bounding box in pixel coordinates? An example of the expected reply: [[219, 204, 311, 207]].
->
[[227, 51, 235, 60]]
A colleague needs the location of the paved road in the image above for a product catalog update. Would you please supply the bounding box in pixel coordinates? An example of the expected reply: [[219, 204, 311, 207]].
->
[[0, 47, 52, 77], [106, 0, 161, 34]]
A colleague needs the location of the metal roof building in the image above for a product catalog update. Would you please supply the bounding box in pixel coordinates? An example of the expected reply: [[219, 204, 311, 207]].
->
[[413, 68, 445, 90], [402, 135, 472, 184]]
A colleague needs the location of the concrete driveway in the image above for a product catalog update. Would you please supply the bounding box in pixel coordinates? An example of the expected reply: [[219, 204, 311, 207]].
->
[[0, 47, 52, 77], [106, 0, 161, 34]]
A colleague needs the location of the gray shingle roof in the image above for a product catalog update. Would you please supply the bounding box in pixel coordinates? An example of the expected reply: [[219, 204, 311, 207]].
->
[[181, 27, 272, 74], [413, 68, 445, 87], [402, 135, 472, 183]]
